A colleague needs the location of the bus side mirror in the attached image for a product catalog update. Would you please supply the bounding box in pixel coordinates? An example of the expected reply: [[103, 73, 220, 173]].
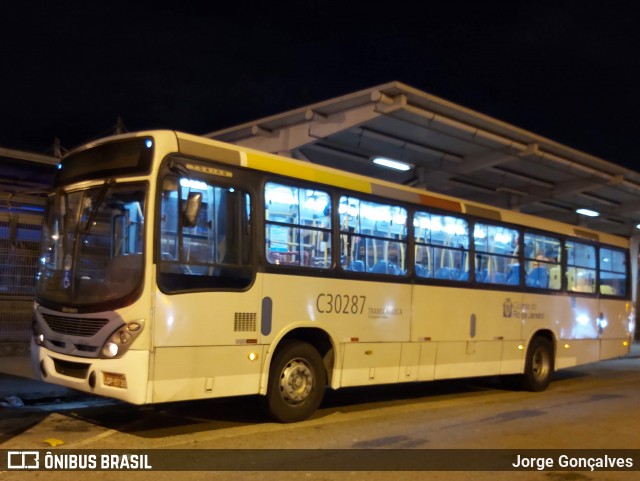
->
[[183, 192, 202, 228]]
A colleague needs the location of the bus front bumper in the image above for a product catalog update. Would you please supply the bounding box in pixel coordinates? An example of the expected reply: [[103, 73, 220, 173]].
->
[[31, 342, 150, 405]]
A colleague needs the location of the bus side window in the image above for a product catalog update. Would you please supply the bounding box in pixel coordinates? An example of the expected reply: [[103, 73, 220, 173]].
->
[[265, 182, 332, 269], [566, 241, 596, 294], [524, 232, 561, 290], [158, 175, 253, 290], [473, 223, 518, 285], [339, 196, 407, 276], [414, 212, 469, 281], [599, 247, 626, 296]]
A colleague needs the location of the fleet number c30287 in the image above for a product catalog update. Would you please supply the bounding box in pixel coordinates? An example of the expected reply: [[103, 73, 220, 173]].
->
[[316, 294, 366, 315]]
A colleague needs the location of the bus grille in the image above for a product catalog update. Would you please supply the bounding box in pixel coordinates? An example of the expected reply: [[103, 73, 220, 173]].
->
[[234, 312, 257, 332], [42, 314, 109, 337]]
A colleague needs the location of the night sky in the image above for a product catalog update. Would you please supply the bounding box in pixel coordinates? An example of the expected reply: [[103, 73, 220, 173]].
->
[[2, 1, 639, 171]]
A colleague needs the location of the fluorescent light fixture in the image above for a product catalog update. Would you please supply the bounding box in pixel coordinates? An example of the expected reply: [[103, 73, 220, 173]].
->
[[636, 223, 640, 229], [576, 208, 599, 217], [372, 157, 413, 171]]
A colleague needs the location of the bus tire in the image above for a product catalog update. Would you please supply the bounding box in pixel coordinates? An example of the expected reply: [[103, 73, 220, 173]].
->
[[521, 336, 554, 392], [264, 340, 326, 423]]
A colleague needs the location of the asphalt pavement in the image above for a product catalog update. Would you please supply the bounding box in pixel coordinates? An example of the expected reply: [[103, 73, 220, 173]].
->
[[0, 342, 73, 407]]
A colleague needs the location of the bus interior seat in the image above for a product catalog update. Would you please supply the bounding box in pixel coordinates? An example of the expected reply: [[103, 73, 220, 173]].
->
[[370, 260, 400, 275], [506, 265, 520, 285], [434, 267, 453, 279], [526, 267, 549, 288], [483, 272, 506, 284], [475, 269, 487, 283], [415, 264, 429, 278], [350, 260, 365, 272]]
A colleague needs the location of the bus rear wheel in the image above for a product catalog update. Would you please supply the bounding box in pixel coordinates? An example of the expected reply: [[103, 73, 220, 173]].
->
[[264, 340, 326, 423], [521, 336, 554, 391]]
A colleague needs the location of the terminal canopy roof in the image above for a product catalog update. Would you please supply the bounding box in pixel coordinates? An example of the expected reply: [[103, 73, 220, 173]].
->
[[206, 81, 640, 239], [0, 147, 57, 218]]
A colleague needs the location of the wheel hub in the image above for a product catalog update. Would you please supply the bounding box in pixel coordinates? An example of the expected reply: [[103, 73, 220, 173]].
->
[[532, 348, 550, 381], [280, 358, 314, 404]]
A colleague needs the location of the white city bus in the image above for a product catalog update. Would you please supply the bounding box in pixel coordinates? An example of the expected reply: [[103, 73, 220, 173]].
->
[[32, 130, 636, 422]]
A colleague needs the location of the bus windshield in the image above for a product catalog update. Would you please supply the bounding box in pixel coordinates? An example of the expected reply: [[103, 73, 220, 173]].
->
[[36, 182, 146, 309]]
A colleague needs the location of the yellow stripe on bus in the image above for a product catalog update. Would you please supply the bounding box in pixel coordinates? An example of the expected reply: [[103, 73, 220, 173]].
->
[[246, 152, 372, 193]]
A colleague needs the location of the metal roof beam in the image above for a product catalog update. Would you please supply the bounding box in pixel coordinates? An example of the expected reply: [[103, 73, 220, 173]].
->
[[413, 142, 539, 190], [0, 192, 47, 208], [304, 142, 373, 166], [511, 175, 624, 209], [489, 166, 554, 188], [0, 147, 58, 165], [224, 92, 407, 156], [454, 150, 517, 174], [357, 127, 463, 164], [307, 93, 406, 139], [578, 192, 621, 208], [615, 199, 640, 216]]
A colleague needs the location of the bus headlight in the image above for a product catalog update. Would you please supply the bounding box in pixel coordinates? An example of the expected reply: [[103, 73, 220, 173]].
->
[[101, 320, 144, 359], [103, 342, 119, 358], [32, 316, 44, 346]]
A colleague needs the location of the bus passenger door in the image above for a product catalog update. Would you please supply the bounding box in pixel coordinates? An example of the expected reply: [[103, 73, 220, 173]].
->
[[555, 241, 600, 368], [598, 246, 633, 360], [152, 175, 265, 402], [598, 296, 633, 360]]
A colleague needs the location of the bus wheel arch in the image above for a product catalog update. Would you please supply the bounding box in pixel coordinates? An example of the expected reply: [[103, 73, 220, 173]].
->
[[263, 328, 334, 423], [521, 331, 556, 392]]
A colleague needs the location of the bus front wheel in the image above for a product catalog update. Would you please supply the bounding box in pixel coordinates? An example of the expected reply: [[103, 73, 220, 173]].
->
[[521, 337, 554, 392], [264, 340, 326, 423]]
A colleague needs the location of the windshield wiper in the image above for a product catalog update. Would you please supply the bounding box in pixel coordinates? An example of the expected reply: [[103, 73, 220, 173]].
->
[[83, 179, 115, 234]]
